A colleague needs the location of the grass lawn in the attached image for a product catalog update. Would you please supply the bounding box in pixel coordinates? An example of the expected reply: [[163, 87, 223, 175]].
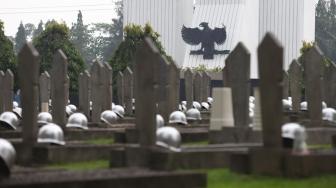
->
[[208, 169, 336, 188], [45, 160, 109, 171], [84, 138, 115, 145]]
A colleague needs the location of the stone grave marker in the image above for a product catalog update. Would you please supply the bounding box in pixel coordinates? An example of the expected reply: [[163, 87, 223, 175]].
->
[[103, 62, 112, 110], [0, 71, 4, 113], [222, 66, 229, 87], [288, 60, 302, 112], [51, 50, 68, 129], [117, 71, 124, 106], [91, 61, 104, 123], [18, 43, 40, 164], [3, 70, 14, 111], [252, 87, 262, 130], [258, 33, 284, 148], [167, 62, 179, 115], [201, 71, 211, 102], [302, 46, 323, 127], [157, 56, 169, 121], [193, 72, 202, 102], [225, 42, 250, 128], [283, 71, 289, 99], [79, 71, 91, 119], [39, 71, 50, 112], [123, 67, 134, 116], [210, 87, 234, 131], [184, 68, 194, 109], [323, 62, 336, 108], [135, 37, 159, 147]]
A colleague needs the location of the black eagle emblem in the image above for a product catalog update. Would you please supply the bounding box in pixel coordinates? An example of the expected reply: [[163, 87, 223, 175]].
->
[[182, 22, 230, 59]]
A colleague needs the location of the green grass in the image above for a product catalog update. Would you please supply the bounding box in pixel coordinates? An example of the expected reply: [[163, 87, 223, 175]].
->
[[308, 144, 332, 149], [207, 169, 336, 188], [45, 160, 109, 171], [84, 138, 115, 145]]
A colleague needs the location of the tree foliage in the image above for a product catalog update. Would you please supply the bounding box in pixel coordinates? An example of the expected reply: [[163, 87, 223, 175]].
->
[[33, 20, 44, 38], [33, 22, 86, 94], [70, 11, 91, 64], [15, 22, 27, 54], [316, 0, 336, 61], [109, 23, 173, 76], [0, 20, 17, 89]]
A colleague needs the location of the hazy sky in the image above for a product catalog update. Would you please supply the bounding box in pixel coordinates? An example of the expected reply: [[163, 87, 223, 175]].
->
[[0, 0, 118, 37]]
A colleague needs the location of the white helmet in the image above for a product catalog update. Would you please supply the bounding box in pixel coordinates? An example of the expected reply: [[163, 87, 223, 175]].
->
[[37, 112, 53, 127], [282, 99, 292, 111], [38, 123, 65, 145], [322, 101, 327, 109], [100, 110, 118, 125], [156, 127, 181, 152], [249, 96, 255, 103], [300, 101, 307, 111], [12, 101, 19, 108], [66, 113, 88, 130], [181, 101, 187, 106], [156, 114, 165, 129], [207, 97, 214, 105], [201, 102, 210, 111], [169, 111, 187, 125], [12, 107, 22, 119], [186, 108, 201, 121], [192, 101, 202, 110], [0, 138, 16, 177], [112, 105, 125, 118], [282, 123, 302, 140], [322, 108, 336, 122], [0, 112, 20, 130]]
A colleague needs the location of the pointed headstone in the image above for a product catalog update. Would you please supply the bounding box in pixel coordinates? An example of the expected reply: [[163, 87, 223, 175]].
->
[[91, 61, 104, 123], [302, 46, 323, 127], [258, 33, 284, 148], [288, 60, 302, 112], [18, 43, 40, 164], [39, 71, 50, 112], [135, 37, 159, 147], [222, 66, 229, 87], [225, 42, 251, 128], [79, 71, 91, 119], [252, 87, 262, 130], [103, 62, 112, 110], [3, 70, 14, 111], [0, 71, 4, 113], [51, 50, 68, 129], [201, 71, 210, 102], [157, 56, 170, 121], [283, 71, 289, 99], [193, 72, 203, 102], [167, 62, 180, 116], [123, 67, 134, 116], [117, 71, 124, 106], [323, 62, 336, 108], [184, 68, 194, 109]]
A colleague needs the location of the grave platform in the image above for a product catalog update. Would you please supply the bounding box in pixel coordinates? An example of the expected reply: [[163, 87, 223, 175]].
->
[[210, 127, 336, 145], [0, 168, 206, 188], [110, 143, 261, 170], [230, 147, 336, 177]]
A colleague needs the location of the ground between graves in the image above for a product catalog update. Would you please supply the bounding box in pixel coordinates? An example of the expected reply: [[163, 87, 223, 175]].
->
[[43, 160, 336, 188]]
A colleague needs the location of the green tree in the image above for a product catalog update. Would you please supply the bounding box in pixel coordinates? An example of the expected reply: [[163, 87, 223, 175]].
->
[[0, 20, 17, 89], [15, 22, 27, 54], [24, 23, 36, 40], [87, 0, 123, 63], [33, 22, 86, 94], [33, 20, 44, 38], [110, 23, 172, 77], [70, 10, 91, 63]]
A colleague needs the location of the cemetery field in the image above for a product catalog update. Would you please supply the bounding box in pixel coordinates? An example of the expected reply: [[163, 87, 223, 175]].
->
[[43, 160, 336, 188], [207, 169, 336, 188]]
